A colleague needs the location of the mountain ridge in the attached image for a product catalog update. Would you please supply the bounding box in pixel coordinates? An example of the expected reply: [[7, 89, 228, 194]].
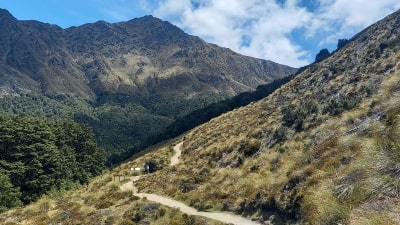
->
[[0, 8, 296, 101]]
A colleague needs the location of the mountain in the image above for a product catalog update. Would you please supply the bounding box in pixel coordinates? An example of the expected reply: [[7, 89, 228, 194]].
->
[[0, 9, 92, 99], [0, 9, 295, 102], [0, 9, 296, 161]]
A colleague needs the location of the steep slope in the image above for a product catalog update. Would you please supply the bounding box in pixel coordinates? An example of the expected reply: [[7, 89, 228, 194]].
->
[[64, 15, 293, 105], [0, 9, 93, 99], [129, 8, 400, 224]]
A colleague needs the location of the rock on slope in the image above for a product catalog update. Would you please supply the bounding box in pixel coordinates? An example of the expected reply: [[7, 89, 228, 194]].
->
[[134, 8, 400, 224]]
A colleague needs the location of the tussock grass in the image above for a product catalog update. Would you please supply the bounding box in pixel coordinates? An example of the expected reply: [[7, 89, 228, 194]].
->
[[352, 211, 397, 225], [0, 168, 225, 225], [136, 63, 400, 221], [302, 180, 351, 225]]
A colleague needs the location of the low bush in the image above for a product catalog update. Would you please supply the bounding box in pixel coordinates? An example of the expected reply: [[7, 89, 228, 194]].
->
[[324, 94, 361, 116]]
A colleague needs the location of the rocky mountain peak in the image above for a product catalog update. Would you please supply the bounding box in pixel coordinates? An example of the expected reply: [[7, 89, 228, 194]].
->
[[121, 15, 191, 46], [0, 8, 15, 20]]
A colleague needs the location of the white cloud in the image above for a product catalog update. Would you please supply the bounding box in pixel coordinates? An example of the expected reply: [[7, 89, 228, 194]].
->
[[150, 0, 400, 67], [154, 0, 192, 18], [154, 0, 312, 67], [308, 0, 400, 45]]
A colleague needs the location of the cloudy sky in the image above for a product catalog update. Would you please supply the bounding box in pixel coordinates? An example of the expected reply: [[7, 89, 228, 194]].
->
[[2, 0, 400, 67]]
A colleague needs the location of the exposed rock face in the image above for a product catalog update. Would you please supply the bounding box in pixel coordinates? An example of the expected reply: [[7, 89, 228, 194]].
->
[[0, 9, 296, 102]]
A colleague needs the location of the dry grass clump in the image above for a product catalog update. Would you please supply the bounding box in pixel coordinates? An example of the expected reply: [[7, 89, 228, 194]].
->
[[349, 198, 399, 225], [352, 211, 397, 225], [299, 68, 400, 224], [302, 179, 351, 225]]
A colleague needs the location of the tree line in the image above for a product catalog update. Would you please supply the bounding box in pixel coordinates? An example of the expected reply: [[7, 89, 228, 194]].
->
[[0, 115, 105, 212]]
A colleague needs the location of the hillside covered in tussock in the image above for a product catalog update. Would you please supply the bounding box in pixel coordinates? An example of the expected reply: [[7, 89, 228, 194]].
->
[[2, 8, 400, 225], [133, 9, 400, 224]]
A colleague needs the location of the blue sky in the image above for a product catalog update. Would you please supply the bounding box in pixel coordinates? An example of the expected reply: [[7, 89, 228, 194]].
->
[[1, 0, 400, 67]]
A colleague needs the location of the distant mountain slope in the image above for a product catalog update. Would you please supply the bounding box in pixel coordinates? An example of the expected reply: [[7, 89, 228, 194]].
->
[[132, 8, 400, 224], [65, 16, 294, 100], [0, 8, 295, 102], [0, 9, 93, 99]]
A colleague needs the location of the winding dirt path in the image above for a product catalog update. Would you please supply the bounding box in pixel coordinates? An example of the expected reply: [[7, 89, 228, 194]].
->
[[170, 141, 182, 166], [120, 142, 261, 225]]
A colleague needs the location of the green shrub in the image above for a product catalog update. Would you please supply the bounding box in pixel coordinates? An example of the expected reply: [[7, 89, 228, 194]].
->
[[94, 199, 114, 209], [241, 139, 261, 157], [118, 220, 136, 225], [123, 208, 144, 223], [157, 207, 166, 217], [0, 172, 22, 213], [324, 94, 360, 116], [281, 99, 318, 131]]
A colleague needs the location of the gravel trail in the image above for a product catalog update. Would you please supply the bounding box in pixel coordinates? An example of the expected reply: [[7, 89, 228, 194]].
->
[[120, 142, 261, 225]]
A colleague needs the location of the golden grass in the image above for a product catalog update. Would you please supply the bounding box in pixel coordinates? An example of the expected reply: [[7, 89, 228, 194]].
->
[[351, 212, 397, 225], [302, 179, 351, 225], [0, 156, 226, 225], [130, 47, 400, 224]]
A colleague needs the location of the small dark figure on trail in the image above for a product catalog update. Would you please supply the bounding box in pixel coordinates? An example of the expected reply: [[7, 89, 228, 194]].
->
[[145, 163, 150, 174], [144, 160, 157, 174]]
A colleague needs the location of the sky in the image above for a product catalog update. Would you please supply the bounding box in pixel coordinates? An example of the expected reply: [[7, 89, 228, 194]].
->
[[1, 0, 400, 67]]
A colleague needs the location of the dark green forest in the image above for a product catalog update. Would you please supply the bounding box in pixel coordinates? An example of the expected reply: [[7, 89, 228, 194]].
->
[[0, 94, 174, 165], [0, 115, 105, 212], [0, 75, 295, 166]]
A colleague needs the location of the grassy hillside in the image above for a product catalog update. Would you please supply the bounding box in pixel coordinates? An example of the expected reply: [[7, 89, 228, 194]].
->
[[0, 143, 227, 225], [129, 9, 400, 224]]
